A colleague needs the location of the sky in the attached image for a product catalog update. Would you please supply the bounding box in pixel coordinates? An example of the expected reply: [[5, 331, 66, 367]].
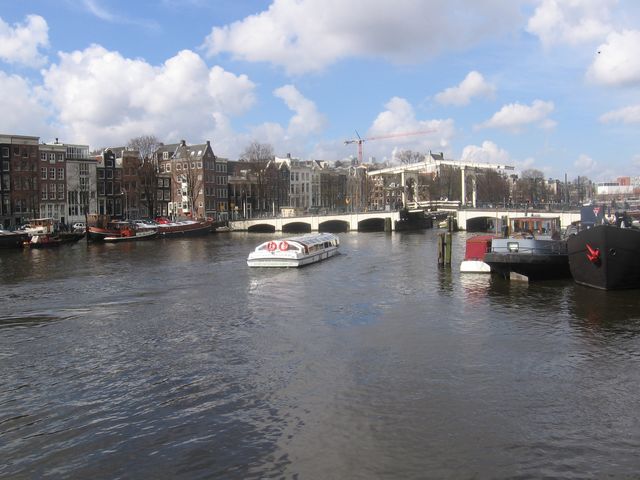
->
[[1, 0, 639, 181]]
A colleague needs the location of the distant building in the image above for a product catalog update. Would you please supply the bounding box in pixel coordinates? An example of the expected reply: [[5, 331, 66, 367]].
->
[[0, 134, 40, 228], [156, 140, 226, 220], [64, 143, 97, 225], [39, 141, 67, 223], [96, 148, 123, 217]]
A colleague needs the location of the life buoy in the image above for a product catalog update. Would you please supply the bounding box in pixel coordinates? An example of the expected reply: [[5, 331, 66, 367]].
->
[[267, 241, 277, 252], [279, 241, 289, 251]]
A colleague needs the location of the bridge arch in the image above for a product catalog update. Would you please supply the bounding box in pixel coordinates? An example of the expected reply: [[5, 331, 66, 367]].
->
[[282, 221, 311, 233], [319, 219, 350, 233], [247, 223, 275, 233], [358, 217, 385, 232]]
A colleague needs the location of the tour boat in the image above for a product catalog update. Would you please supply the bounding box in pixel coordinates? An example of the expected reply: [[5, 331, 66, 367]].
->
[[482, 216, 571, 281], [568, 223, 640, 290], [247, 233, 340, 267], [460, 235, 498, 273]]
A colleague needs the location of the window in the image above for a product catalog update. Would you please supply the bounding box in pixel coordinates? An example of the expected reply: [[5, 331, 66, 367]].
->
[[79, 163, 88, 175], [57, 153, 63, 161], [41, 185, 47, 199], [163, 152, 169, 160], [41, 152, 47, 161], [107, 170, 113, 179], [49, 187, 56, 199], [58, 184, 65, 200], [49, 153, 55, 162], [41, 167, 47, 179], [2, 160, 8, 172], [49, 167, 55, 179], [176, 163, 182, 170], [1, 147, 8, 158], [57, 168, 64, 180], [98, 169, 105, 179], [166, 164, 171, 172]]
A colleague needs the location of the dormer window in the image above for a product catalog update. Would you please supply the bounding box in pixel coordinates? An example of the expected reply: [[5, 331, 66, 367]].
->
[[163, 152, 169, 160]]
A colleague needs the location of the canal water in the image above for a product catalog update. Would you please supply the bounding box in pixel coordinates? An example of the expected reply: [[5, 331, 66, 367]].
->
[[1, 231, 640, 479]]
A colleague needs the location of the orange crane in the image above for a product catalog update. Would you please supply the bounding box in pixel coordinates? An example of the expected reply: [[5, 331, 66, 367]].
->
[[344, 129, 437, 164]]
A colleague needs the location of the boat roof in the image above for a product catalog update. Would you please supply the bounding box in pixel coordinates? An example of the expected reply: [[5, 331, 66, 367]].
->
[[268, 232, 338, 247]]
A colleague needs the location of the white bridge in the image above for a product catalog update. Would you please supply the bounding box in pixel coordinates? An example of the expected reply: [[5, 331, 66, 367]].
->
[[229, 208, 581, 232], [451, 208, 581, 230], [229, 210, 401, 232]]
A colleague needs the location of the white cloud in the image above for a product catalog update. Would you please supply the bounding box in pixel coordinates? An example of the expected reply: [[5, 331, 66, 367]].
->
[[273, 85, 327, 137], [460, 141, 511, 165], [527, 0, 614, 47], [434, 71, 495, 106], [600, 104, 640, 123], [81, 0, 160, 30], [0, 71, 53, 135], [0, 14, 49, 67], [478, 100, 555, 132], [587, 30, 640, 86], [202, 0, 524, 74], [40, 46, 256, 149], [342, 96, 456, 161], [574, 153, 597, 173]]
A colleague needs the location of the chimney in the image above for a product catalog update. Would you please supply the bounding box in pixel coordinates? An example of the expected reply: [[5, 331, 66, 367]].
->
[[180, 139, 186, 147], [55, 137, 59, 144], [206, 140, 210, 147]]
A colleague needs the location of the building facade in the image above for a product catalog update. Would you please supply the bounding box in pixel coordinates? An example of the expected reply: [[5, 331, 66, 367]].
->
[[0, 134, 40, 228], [65, 143, 97, 225], [39, 142, 67, 223]]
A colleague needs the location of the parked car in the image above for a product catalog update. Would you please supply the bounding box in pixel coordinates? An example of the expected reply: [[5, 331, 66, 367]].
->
[[72, 222, 86, 232]]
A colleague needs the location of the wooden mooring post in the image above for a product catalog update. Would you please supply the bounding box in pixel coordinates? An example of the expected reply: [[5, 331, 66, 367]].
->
[[438, 232, 452, 266]]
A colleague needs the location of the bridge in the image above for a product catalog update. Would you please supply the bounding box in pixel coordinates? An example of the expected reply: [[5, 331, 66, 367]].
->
[[451, 208, 581, 230], [229, 211, 401, 232]]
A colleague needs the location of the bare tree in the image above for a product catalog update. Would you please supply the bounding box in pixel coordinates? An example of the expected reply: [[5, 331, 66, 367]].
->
[[396, 150, 425, 165], [240, 141, 274, 212], [183, 164, 203, 218], [475, 170, 510, 205], [127, 135, 162, 163], [138, 160, 159, 218], [517, 168, 547, 205], [127, 136, 162, 218]]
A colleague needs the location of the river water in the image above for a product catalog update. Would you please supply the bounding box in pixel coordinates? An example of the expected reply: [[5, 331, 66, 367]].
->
[[1, 231, 640, 479]]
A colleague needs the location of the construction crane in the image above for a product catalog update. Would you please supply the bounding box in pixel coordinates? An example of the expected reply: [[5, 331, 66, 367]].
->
[[344, 129, 436, 164]]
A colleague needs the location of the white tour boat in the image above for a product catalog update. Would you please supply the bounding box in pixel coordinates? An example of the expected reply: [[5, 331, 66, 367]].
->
[[247, 233, 340, 267]]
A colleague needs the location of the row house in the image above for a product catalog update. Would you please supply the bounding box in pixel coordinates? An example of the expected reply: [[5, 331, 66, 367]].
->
[[96, 148, 123, 217], [65, 143, 97, 225], [0, 134, 40, 228], [156, 140, 227, 220], [39, 142, 67, 222]]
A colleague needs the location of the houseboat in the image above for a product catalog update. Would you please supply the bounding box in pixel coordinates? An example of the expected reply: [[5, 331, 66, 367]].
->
[[567, 208, 640, 290], [22, 218, 84, 248], [460, 235, 499, 273], [247, 233, 340, 267], [0, 229, 28, 249], [483, 216, 571, 281], [155, 219, 213, 237]]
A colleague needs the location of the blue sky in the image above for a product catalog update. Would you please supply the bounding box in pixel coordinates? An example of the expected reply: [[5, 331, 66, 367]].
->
[[1, 0, 639, 181]]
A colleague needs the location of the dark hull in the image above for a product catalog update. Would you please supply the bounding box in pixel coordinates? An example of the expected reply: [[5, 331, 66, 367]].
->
[[567, 225, 640, 290], [0, 232, 28, 249], [87, 227, 116, 242], [157, 222, 213, 237], [484, 252, 571, 281], [27, 232, 85, 248]]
